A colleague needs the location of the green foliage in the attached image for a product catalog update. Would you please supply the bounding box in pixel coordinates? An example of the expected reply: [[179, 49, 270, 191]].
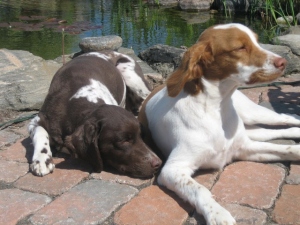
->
[[222, 0, 232, 18], [255, 0, 297, 27]]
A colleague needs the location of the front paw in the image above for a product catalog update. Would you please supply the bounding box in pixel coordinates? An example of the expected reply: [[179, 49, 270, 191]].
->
[[30, 155, 55, 176], [206, 204, 236, 225]]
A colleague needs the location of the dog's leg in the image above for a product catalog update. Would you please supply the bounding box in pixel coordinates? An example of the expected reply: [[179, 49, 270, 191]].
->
[[115, 53, 151, 99], [233, 90, 300, 126], [158, 162, 236, 225], [28, 116, 55, 176], [237, 139, 300, 161], [245, 125, 300, 141]]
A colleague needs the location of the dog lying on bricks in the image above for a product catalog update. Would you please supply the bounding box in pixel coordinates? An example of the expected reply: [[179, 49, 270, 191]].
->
[[28, 50, 162, 178], [139, 23, 300, 224]]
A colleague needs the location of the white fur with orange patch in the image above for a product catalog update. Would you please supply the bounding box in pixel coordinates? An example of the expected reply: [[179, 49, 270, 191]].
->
[[140, 23, 300, 225]]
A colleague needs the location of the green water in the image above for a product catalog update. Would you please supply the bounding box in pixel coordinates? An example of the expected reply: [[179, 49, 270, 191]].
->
[[0, 0, 280, 60]]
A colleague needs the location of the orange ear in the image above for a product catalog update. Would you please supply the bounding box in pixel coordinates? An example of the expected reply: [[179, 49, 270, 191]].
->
[[166, 42, 213, 97]]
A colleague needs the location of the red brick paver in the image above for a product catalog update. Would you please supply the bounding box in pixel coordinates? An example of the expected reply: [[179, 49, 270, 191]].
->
[[272, 184, 300, 225], [91, 170, 153, 187], [114, 185, 193, 225], [14, 158, 90, 196], [0, 138, 32, 163], [0, 189, 51, 225], [212, 161, 285, 209], [30, 180, 138, 225], [0, 75, 300, 224], [194, 169, 220, 190], [225, 204, 267, 225], [286, 163, 300, 184], [0, 159, 28, 182]]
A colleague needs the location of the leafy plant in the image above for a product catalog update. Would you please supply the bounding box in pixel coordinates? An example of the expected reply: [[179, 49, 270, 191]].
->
[[261, 0, 297, 27], [222, 0, 231, 18]]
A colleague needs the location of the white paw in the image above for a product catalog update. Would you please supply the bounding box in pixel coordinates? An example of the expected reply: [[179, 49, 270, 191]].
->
[[205, 205, 236, 225], [30, 153, 55, 176]]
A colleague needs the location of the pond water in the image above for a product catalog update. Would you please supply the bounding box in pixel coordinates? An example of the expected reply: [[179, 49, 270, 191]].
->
[[0, 0, 281, 60]]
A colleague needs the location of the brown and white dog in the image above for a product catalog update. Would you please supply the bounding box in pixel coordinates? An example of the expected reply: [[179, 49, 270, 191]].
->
[[139, 23, 300, 224], [28, 51, 162, 178]]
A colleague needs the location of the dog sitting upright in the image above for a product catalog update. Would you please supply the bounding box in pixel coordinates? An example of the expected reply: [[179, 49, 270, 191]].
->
[[28, 51, 162, 178], [139, 23, 300, 224]]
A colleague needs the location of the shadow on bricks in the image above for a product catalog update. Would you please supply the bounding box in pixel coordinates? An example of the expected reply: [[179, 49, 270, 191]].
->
[[55, 158, 93, 173], [21, 137, 34, 163], [266, 84, 300, 115]]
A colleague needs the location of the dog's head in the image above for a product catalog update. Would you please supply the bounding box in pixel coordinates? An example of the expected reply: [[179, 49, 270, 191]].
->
[[167, 23, 287, 97], [64, 105, 162, 178]]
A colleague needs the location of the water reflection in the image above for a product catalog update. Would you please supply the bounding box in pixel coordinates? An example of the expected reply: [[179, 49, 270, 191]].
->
[[0, 0, 275, 59]]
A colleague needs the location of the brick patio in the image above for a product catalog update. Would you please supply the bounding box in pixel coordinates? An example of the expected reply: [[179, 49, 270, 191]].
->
[[0, 80, 300, 225]]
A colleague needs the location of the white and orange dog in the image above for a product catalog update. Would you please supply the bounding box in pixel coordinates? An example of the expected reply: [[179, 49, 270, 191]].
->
[[139, 23, 300, 224]]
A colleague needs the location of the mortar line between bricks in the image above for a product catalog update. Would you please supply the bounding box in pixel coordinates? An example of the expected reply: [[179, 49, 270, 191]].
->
[[263, 163, 290, 224], [258, 91, 263, 104]]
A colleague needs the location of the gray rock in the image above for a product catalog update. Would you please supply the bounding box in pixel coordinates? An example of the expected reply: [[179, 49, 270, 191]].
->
[[260, 44, 300, 75], [212, 0, 260, 12], [0, 130, 21, 148], [147, 0, 178, 5], [297, 13, 300, 25], [281, 25, 300, 35], [138, 44, 185, 78], [179, 0, 211, 11], [178, 11, 211, 24], [272, 34, 300, 56], [0, 49, 61, 113], [276, 16, 294, 26], [79, 35, 123, 52]]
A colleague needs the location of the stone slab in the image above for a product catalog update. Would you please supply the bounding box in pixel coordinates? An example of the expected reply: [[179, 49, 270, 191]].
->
[[0, 130, 20, 149], [0, 49, 61, 111]]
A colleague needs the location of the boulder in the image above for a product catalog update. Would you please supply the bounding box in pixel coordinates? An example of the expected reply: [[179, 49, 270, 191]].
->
[[261, 44, 300, 74], [281, 25, 300, 35], [212, 0, 255, 13], [272, 34, 300, 56], [179, 0, 211, 11], [138, 44, 185, 78], [0, 49, 61, 114], [147, 0, 178, 5], [178, 11, 211, 24], [140, 43, 300, 78], [79, 35, 123, 52]]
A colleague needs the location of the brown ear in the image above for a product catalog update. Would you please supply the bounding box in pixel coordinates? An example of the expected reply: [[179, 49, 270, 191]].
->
[[64, 120, 103, 172], [166, 42, 213, 97]]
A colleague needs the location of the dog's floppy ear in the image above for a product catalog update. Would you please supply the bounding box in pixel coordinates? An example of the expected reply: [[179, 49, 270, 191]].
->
[[167, 41, 213, 97], [64, 120, 103, 172]]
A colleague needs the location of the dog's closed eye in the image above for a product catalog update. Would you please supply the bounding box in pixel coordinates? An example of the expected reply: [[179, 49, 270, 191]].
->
[[234, 46, 246, 51]]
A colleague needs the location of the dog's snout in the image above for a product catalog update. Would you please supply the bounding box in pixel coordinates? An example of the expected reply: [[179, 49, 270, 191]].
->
[[151, 157, 162, 169], [274, 57, 287, 71]]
